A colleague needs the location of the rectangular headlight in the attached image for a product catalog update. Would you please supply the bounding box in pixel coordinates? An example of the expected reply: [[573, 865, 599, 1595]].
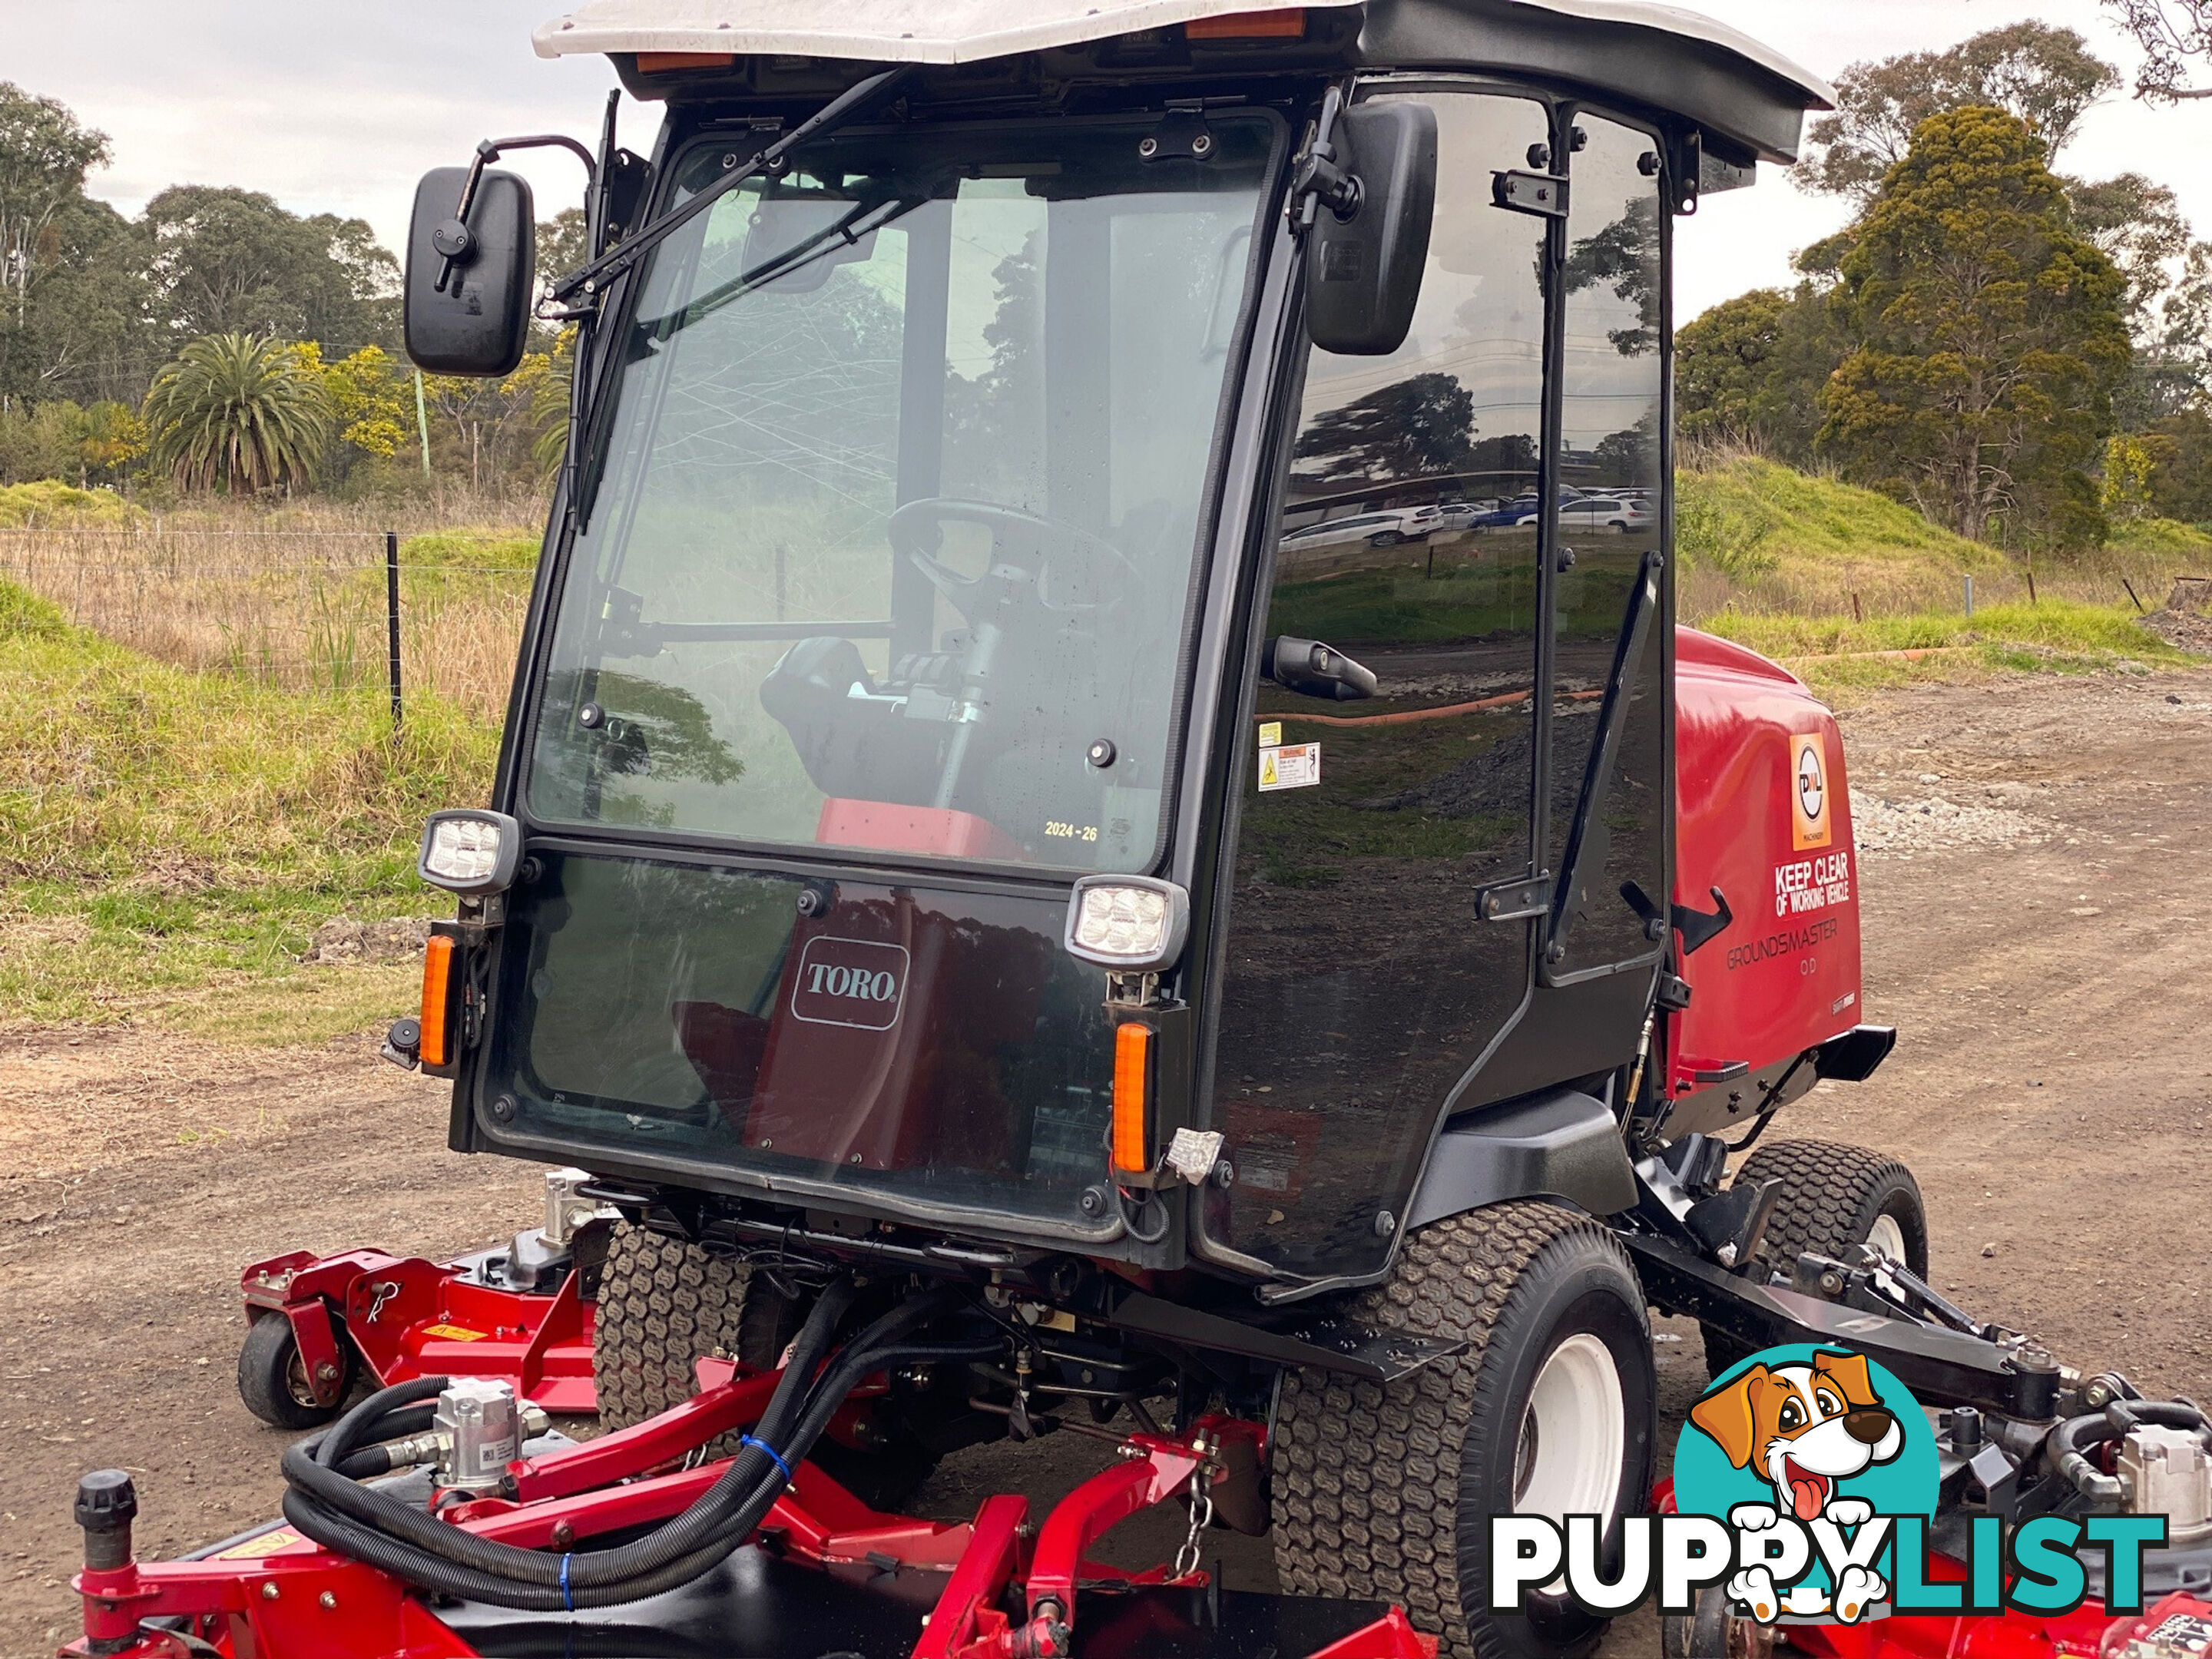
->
[[419, 809, 522, 896], [1064, 876, 1190, 972]]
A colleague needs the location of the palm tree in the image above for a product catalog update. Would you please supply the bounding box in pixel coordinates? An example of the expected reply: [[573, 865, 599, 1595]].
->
[[143, 333, 329, 493]]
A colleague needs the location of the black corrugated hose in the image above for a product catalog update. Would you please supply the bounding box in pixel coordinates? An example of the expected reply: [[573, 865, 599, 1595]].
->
[[278, 1280, 995, 1611]]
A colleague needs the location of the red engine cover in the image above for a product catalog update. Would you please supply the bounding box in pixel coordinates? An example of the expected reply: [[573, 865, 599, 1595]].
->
[[1670, 628, 1863, 1121]]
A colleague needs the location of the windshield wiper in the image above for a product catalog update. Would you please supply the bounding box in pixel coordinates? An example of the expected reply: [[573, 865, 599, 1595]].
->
[[644, 192, 926, 341], [1545, 549, 1663, 969], [547, 65, 914, 311]]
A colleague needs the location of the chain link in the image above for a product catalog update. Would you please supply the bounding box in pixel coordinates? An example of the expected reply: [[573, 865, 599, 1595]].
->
[[1172, 1469, 1214, 1580]]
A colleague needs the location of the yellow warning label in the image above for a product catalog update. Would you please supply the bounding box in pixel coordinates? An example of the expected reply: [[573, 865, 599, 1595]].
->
[[1258, 743, 1320, 793], [1258, 721, 1283, 748], [1790, 732, 1833, 851], [420, 1323, 487, 1342], [211, 1528, 308, 1561]]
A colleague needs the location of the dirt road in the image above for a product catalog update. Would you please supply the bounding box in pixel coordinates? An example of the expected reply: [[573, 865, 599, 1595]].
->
[[3, 666, 2209, 1657]]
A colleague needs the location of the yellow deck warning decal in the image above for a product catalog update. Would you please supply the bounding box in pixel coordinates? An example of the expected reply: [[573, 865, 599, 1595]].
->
[[420, 1323, 488, 1342], [211, 1527, 309, 1560], [1258, 720, 1283, 747], [1790, 732, 1833, 851]]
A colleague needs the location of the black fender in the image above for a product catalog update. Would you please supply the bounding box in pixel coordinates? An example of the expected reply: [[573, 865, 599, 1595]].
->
[[1404, 1088, 1637, 1231]]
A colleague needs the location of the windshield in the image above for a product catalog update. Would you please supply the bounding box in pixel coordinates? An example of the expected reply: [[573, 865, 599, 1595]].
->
[[527, 113, 1280, 871]]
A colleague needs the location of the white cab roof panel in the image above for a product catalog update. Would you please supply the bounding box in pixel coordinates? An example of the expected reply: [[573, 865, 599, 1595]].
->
[[533, 0, 1833, 108]]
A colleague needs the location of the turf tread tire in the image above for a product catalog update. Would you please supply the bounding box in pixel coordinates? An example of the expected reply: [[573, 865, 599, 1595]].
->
[[591, 1225, 937, 1506], [1704, 1140, 1928, 1378], [1734, 1140, 1926, 1280], [1272, 1200, 1653, 1659], [594, 1224, 765, 1451]]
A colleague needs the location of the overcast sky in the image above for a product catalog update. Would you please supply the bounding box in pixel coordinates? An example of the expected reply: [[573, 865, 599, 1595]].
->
[[5, 0, 2210, 323]]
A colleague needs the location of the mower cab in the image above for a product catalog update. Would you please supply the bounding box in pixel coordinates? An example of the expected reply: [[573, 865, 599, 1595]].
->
[[402, 0, 1844, 1291], [78, 6, 2212, 1659]]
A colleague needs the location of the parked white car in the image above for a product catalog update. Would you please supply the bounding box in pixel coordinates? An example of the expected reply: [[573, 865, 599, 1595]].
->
[[1279, 505, 1442, 550], [1513, 495, 1655, 533]]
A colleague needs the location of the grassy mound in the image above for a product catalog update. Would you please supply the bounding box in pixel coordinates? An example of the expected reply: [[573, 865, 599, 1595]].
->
[[0, 480, 147, 528], [0, 577, 495, 1038]]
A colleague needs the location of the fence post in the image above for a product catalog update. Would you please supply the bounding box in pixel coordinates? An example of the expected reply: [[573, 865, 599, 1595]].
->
[[385, 529, 404, 730], [1963, 575, 1974, 618], [414, 371, 433, 476]]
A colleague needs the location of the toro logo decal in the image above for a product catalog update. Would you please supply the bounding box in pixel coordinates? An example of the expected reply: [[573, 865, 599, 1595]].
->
[[1791, 733, 1833, 852], [790, 936, 909, 1032]]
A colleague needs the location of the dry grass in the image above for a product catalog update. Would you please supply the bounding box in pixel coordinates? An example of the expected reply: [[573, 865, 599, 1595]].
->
[[0, 494, 542, 723]]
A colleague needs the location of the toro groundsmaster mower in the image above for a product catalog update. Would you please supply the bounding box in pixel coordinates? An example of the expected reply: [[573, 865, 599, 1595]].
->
[[68, 5, 2212, 1657]]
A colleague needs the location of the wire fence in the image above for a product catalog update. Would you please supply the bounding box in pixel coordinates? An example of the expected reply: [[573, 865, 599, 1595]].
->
[[0, 523, 537, 724]]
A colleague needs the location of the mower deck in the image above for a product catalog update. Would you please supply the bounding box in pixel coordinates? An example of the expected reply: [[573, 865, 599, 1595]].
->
[[71, 1358, 1432, 1659], [243, 1245, 597, 1415]]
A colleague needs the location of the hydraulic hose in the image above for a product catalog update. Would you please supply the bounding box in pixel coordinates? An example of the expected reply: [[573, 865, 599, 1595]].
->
[[280, 1281, 1000, 1610], [283, 1279, 868, 1591], [2046, 1399, 2212, 1505]]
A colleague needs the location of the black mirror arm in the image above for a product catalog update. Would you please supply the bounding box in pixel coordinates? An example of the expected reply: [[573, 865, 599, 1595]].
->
[[435, 134, 598, 294], [546, 65, 915, 310], [1546, 550, 1664, 964], [1290, 82, 1362, 236]]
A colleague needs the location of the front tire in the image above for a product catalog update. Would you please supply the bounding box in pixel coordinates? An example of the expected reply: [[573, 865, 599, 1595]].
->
[[1273, 1202, 1657, 1659]]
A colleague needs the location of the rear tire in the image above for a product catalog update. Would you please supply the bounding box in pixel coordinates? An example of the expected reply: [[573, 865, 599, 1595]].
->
[[238, 1311, 351, 1430], [1273, 1202, 1657, 1659], [1703, 1140, 1928, 1379], [593, 1224, 939, 1508]]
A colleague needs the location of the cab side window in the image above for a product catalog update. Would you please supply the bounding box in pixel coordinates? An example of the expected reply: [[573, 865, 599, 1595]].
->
[[1203, 91, 1551, 1280], [1545, 113, 1668, 979]]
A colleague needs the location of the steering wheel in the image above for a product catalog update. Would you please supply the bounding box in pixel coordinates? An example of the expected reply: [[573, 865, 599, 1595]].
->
[[886, 498, 1142, 621]]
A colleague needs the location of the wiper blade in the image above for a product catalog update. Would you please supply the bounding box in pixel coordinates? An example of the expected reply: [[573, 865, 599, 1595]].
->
[[1546, 548, 1663, 967], [644, 192, 924, 341], [547, 65, 914, 309]]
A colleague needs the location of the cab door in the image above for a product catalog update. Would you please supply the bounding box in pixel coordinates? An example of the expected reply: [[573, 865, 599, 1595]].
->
[[1197, 88, 1554, 1282]]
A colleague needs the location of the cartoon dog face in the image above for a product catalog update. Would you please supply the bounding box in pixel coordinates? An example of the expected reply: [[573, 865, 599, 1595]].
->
[[1689, 1351, 1903, 1521]]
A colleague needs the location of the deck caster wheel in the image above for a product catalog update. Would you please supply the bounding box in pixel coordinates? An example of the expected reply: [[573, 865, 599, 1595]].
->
[[1704, 1139, 1928, 1378], [1273, 1201, 1657, 1659], [594, 1224, 939, 1508], [237, 1311, 353, 1430]]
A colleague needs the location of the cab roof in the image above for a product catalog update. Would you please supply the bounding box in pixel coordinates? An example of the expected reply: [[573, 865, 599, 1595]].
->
[[534, 0, 1833, 164]]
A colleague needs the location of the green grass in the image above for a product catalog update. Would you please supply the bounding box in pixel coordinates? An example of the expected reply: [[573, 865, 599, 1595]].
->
[[2109, 516, 2212, 558], [0, 478, 146, 528], [1679, 456, 1994, 567], [0, 576, 495, 1039], [1705, 598, 2193, 697]]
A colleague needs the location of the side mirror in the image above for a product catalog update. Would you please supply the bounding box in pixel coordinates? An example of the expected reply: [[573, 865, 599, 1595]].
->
[[1264, 636, 1379, 702], [405, 165, 535, 377], [1305, 101, 1437, 357]]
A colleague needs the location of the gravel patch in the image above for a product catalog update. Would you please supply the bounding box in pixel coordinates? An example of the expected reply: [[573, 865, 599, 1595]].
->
[[1851, 790, 2049, 858], [304, 916, 432, 963]]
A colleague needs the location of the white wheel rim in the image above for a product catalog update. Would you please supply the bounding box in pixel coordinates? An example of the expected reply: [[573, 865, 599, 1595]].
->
[[1513, 1333, 1626, 1525], [1866, 1214, 1908, 1263]]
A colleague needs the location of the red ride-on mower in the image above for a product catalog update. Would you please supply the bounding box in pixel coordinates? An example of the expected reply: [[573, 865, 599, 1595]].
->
[[63, 5, 2212, 1659], [235, 1169, 614, 1429]]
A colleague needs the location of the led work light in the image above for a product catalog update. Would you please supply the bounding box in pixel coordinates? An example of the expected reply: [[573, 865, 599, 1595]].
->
[[419, 809, 523, 896], [1063, 876, 1190, 972]]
